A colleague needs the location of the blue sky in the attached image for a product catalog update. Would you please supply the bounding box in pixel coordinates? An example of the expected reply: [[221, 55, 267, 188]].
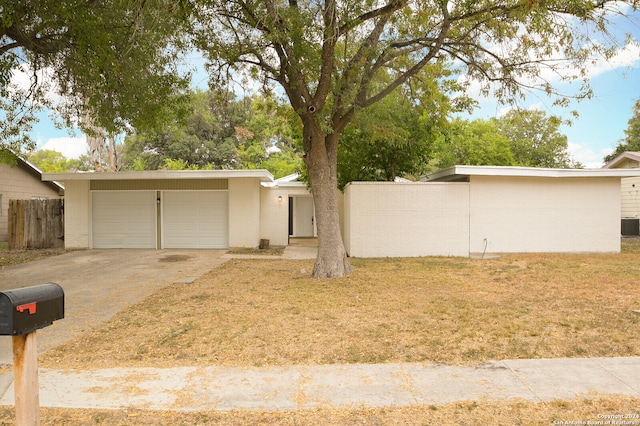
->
[[460, 54, 640, 168], [29, 5, 640, 168]]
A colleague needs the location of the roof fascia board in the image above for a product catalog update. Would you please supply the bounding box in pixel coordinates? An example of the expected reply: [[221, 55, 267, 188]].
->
[[428, 165, 640, 181], [42, 169, 275, 183]]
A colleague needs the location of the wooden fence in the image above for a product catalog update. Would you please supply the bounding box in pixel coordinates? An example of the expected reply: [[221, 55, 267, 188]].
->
[[8, 199, 64, 249]]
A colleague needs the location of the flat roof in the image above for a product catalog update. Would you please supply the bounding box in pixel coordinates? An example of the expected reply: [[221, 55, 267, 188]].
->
[[42, 169, 275, 183], [428, 165, 640, 182]]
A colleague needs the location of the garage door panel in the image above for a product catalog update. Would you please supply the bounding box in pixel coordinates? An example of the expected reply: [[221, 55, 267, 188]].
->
[[92, 192, 156, 248], [163, 191, 228, 249]]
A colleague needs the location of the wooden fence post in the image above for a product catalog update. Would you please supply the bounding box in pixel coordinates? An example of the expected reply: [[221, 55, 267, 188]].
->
[[8, 200, 26, 250]]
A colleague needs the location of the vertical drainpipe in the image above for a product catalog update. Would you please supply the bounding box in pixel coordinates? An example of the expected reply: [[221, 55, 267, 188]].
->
[[156, 191, 162, 250]]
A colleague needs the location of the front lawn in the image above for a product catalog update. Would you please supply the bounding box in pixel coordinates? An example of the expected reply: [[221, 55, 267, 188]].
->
[[41, 240, 640, 369]]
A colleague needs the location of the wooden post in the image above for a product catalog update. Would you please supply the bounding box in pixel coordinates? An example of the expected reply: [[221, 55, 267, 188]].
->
[[12, 333, 40, 426]]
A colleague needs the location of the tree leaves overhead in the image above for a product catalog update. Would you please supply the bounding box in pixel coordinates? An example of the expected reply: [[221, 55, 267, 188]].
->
[[1, 0, 192, 150], [195, 0, 631, 129]]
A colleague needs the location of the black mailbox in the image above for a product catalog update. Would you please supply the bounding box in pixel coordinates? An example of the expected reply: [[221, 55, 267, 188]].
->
[[0, 283, 64, 335]]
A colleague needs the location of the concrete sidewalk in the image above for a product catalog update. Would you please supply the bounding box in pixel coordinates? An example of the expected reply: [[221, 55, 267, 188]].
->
[[0, 357, 638, 411]]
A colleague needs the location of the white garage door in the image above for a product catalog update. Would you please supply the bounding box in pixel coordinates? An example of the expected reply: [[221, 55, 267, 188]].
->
[[163, 191, 228, 249], [92, 191, 157, 248]]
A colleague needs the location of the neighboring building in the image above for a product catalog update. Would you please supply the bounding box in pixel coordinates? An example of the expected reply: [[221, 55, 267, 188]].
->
[[603, 152, 640, 234], [0, 158, 64, 242], [43, 166, 640, 256]]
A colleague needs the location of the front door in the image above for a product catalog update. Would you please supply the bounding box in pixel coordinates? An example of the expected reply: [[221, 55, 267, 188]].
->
[[294, 197, 315, 237]]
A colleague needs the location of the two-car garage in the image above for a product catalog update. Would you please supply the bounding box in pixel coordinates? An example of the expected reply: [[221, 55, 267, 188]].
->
[[91, 190, 229, 249], [48, 170, 271, 250]]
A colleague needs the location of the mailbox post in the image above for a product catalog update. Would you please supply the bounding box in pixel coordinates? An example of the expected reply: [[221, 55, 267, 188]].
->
[[0, 283, 64, 426]]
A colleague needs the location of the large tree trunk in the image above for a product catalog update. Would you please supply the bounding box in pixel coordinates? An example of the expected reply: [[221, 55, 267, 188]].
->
[[107, 135, 117, 172], [87, 133, 103, 172], [303, 121, 352, 278]]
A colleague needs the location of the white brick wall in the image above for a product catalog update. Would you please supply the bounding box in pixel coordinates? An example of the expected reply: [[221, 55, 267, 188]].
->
[[65, 181, 90, 248], [228, 179, 261, 248], [344, 177, 621, 258], [344, 182, 470, 257], [469, 176, 620, 255], [260, 187, 293, 246]]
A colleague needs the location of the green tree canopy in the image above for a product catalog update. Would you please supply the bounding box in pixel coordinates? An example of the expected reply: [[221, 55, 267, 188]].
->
[[237, 93, 304, 177], [604, 98, 640, 164], [494, 109, 577, 168], [337, 65, 473, 188], [436, 118, 516, 168], [123, 89, 246, 170], [124, 89, 303, 177], [1, 0, 192, 157], [25, 149, 93, 172]]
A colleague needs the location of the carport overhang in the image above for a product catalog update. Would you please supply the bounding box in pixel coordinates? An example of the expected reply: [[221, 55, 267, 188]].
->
[[428, 165, 640, 182]]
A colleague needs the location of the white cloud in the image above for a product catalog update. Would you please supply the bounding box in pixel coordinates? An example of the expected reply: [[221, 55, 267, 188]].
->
[[568, 141, 613, 168], [585, 41, 640, 79], [10, 63, 61, 107], [495, 103, 544, 118], [457, 6, 640, 105], [39, 137, 88, 159]]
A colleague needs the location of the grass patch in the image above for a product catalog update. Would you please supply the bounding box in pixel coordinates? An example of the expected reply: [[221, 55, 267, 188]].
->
[[0, 246, 69, 269], [18, 239, 640, 423], [0, 393, 638, 425], [226, 246, 285, 256]]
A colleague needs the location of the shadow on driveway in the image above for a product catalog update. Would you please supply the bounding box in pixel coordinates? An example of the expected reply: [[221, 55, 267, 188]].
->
[[0, 249, 227, 365]]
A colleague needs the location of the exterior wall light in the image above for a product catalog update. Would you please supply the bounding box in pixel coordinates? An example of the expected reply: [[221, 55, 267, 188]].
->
[[277, 195, 283, 203]]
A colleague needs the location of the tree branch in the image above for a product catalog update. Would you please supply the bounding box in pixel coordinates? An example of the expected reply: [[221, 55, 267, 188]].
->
[[337, 0, 406, 37], [313, 0, 338, 109], [347, 0, 453, 118], [262, 0, 311, 104], [4, 25, 67, 56], [0, 41, 21, 56]]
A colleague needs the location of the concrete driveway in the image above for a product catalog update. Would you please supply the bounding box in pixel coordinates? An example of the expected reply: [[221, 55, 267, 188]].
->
[[0, 249, 227, 365]]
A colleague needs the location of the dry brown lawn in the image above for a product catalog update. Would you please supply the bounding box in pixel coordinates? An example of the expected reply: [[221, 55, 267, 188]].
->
[[42, 240, 640, 369]]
